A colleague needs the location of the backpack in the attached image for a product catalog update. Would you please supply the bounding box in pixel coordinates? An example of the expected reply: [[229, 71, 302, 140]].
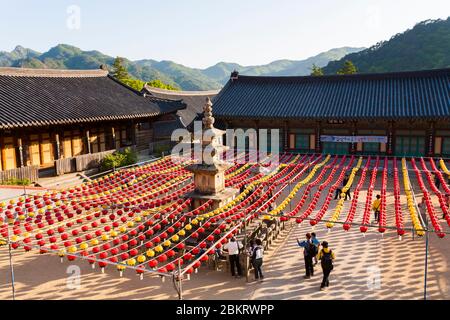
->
[[321, 250, 333, 270], [307, 241, 318, 257], [252, 246, 262, 260]]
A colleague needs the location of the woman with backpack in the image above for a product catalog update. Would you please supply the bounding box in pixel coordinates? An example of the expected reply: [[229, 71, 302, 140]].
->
[[317, 241, 335, 291], [372, 194, 381, 223], [297, 233, 318, 279], [251, 238, 264, 281]]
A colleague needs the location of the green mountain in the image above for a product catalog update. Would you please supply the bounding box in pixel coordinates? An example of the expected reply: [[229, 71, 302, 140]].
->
[[0, 45, 40, 66], [0, 44, 362, 90], [202, 47, 364, 84], [323, 18, 450, 74]]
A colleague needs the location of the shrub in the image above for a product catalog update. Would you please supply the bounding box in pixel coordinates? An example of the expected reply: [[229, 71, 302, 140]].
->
[[2, 178, 31, 186], [122, 147, 138, 166], [100, 148, 138, 171]]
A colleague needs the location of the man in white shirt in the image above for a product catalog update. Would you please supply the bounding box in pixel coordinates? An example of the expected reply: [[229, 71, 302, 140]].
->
[[223, 237, 243, 278]]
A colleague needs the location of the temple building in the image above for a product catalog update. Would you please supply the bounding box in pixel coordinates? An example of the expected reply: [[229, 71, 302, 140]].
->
[[0, 66, 185, 180], [141, 85, 219, 145], [211, 69, 450, 157]]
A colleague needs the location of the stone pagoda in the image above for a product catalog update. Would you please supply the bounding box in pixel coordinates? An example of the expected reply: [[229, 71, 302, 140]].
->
[[185, 98, 239, 210]]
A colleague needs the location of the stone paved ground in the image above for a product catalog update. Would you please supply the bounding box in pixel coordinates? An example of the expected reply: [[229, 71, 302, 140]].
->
[[1, 156, 450, 300], [1, 216, 448, 300]]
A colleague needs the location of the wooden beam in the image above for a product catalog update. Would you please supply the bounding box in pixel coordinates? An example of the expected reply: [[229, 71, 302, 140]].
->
[[427, 121, 435, 157], [315, 121, 321, 153], [283, 121, 288, 152], [85, 129, 91, 154], [17, 137, 24, 167], [111, 127, 116, 150], [55, 133, 61, 160], [387, 121, 394, 155]]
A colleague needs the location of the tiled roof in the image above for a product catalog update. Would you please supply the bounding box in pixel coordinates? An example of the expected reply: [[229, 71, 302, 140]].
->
[[212, 69, 450, 121], [143, 85, 219, 127], [0, 67, 186, 129]]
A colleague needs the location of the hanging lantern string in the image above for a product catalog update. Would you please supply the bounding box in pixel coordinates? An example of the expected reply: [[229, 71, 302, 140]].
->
[[2, 240, 172, 278]]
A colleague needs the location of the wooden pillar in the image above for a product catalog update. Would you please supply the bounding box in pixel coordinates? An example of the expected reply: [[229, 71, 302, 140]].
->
[[315, 121, 321, 153], [54, 133, 61, 160], [131, 121, 137, 146], [254, 120, 259, 161], [387, 121, 394, 155], [283, 121, 288, 152], [17, 137, 24, 167], [351, 121, 357, 154], [111, 127, 116, 150], [85, 129, 91, 154], [427, 121, 435, 157]]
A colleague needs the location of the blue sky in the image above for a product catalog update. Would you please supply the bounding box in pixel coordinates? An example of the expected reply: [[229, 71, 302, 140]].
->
[[1, 0, 449, 68]]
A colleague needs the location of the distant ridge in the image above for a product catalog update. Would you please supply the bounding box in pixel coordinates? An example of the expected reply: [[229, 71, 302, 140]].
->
[[0, 44, 363, 91]]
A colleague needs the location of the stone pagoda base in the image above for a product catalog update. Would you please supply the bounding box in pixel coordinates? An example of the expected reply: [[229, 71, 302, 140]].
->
[[185, 187, 240, 211]]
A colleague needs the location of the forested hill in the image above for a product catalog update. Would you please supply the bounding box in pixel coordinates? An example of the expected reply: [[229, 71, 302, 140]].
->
[[323, 18, 450, 74], [0, 45, 362, 91]]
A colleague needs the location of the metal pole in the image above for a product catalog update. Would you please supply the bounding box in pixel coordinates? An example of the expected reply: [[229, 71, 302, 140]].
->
[[6, 224, 16, 300], [243, 215, 249, 283], [178, 258, 183, 300], [424, 214, 429, 300]]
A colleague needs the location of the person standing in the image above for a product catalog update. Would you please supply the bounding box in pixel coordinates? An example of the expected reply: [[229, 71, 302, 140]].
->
[[372, 194, 381, 223], [224, 237, 243, 278], [317, 241, 335, 291], [334, 175, 351, 200], [311, 232, 320, 266], [251, 239, 264, 281], [344, 181, 352, 201], [297, 233, 317, 279]]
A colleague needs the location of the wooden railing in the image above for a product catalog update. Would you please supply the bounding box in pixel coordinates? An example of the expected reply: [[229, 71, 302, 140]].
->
[[55, 150, 116, 175], [0, 166, 39, 183], [55, 157, 76, 176]]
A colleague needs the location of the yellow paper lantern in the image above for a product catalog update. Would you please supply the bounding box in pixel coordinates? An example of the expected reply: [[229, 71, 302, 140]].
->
[[146, 250, 155, 257], [68, 246, 77, 253]]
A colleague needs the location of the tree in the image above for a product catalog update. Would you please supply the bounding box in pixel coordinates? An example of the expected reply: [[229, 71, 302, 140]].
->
[[147, 79, 179, 91], [111, 57, 129, 80], [337, 60, 358, 75], [119, 77, 179, 92], [310, 64, 324, 76]]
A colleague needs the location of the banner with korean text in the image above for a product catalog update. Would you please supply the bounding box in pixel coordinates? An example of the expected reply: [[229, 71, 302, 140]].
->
[[320, 135, 388, 143]]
